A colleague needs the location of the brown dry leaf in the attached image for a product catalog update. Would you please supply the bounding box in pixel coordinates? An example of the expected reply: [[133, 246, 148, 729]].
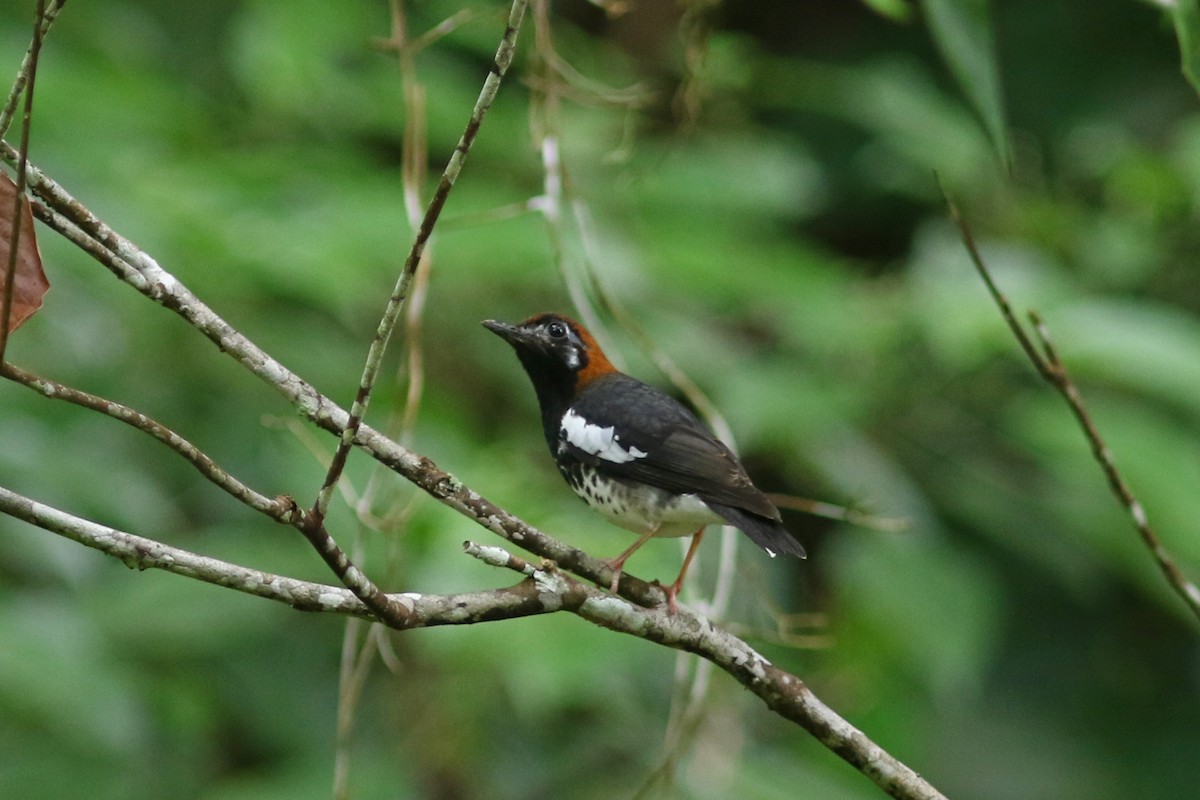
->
[[0, 171, 48, 334]]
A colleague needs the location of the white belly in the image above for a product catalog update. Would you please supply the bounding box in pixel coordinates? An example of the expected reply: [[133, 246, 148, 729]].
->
[[566, 465, 723, 538]]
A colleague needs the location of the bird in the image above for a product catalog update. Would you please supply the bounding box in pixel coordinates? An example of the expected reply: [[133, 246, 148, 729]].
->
[[483, 312, 805, 613]]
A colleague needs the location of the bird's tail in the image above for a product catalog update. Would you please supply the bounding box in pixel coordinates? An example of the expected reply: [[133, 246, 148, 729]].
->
[[706, 502, 806, 559]]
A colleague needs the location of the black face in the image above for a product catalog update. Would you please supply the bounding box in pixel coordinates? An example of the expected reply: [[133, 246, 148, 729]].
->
[[482, 314, 587, 375], [483, 314, 593, 438]]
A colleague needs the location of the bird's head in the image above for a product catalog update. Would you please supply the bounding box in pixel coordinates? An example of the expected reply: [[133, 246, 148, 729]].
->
[[483, 313, 617, 409]]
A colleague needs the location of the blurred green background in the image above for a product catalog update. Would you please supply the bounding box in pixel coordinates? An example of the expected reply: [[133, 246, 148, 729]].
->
[[2, 1, 1199, 798]]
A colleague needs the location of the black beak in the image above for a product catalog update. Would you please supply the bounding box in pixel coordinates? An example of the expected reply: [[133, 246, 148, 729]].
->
[[482, 319, 530, 346]]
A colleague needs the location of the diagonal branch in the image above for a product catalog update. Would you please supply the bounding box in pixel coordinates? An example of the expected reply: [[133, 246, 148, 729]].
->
[[0, 361, 297, 520], [0, 162, 664, 607], [8, 108, 947, 789], [0, 20, 949, 794], [1026, 311, 1200, 618], [945, 192, 1200, 624], [0, 479, 947, 800], [0, 483, 554, 626], [0, 0, 63, 139], [310, 0, 530, 527]]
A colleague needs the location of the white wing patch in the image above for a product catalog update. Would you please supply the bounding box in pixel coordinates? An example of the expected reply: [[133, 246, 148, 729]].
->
[[560, 408, 648, 464]]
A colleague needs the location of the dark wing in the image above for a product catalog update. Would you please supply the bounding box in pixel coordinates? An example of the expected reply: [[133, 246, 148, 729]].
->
[[564, 375, 806, 558], [621, 424, 782, 520], [565, 375, 780, 520]]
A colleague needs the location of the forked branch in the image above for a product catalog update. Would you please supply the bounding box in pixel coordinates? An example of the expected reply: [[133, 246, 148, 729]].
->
[[945, 192, 1200, 624], [0, 3, 950, 796]]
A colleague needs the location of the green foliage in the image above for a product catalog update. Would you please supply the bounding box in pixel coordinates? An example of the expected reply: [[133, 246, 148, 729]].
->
[[1, 1, 1199, 799], [920, 0, 1010, 166], [1175, 0, 1200, 95]]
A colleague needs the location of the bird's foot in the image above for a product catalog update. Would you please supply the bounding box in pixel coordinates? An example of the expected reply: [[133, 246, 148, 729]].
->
[[602, 558, 624, 593], [650, 579, 682, 615], [607, 570, 623, 594]]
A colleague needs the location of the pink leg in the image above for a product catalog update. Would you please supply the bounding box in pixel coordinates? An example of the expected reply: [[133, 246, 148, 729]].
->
[[605, 528, 658, 592], [663, 529, 705, 614]]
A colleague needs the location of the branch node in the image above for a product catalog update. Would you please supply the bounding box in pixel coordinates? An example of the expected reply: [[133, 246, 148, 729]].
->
[[951, 199, 1200, 625], [274, 494, 302, 524], [464, 540, 537, 575]]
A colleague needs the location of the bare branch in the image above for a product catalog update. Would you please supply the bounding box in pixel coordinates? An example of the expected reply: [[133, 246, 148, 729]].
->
[[466, 541, 946, 800], [0, 361, 297, 520], [2, 460, 947, 799], [941, 184, 1051, 378], [0, 0, 62, 139], [310, 0, 530, 526], [1, 0, 47, 360], [946, 194, 1200, 624], [0, 482, 369, 615], [1027, 311, 1200, 618], [0, 10, 955, 792], [0, 483, 553, 626]]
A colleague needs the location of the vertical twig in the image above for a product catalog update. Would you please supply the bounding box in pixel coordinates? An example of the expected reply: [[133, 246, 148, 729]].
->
[[1, 0, 47, 362], [308, 0, 529, 527], [571, 199, 744, 766], [941, 185, 1050, 377], [331, 2, 451, 792], [528, 0, 617, 363], [392, 0, 436, 452], [526, 4, 750, 782], [0, 0, 61, 140], [333, 615, 378, 800]]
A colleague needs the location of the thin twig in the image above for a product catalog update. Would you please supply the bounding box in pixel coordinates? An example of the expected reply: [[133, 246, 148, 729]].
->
[[2, 474, 948, 799], [672, 0, 717, 132], [0, 361, 297, 519], [332, 6, 440, 786], [0, 0, 46, 361], [392, 0, 435, 451], [526, 12, 736, 766], [348, 0, 436, 531], [0, 47, 949, 799], [0, 0, 62, 140], [766, 492, 910, 533], [309, 0, 530, 527], [945, 190, 1200, 623], [321, 5, 516, 757], [569, 198, 745, 765], [1028, 311, 1200, 617], [333, 617, 383, 800], [941, 184, 1050, 378]]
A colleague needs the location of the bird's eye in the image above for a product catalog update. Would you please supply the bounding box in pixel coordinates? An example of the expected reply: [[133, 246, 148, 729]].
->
[[546, 321, 568, 339]]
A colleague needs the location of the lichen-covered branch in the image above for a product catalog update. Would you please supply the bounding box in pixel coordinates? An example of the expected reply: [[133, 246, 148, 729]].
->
[[0, 5, 949, 792], [0, 479, 947, 800], [0, 361, 297, 520], [0, 146, 949, 796], [0, 483, 555, 627], [311, 0, 529, 525]]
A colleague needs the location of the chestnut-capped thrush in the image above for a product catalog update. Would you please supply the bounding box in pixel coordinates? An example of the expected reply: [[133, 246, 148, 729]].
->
[[483, 312, 805, 612]]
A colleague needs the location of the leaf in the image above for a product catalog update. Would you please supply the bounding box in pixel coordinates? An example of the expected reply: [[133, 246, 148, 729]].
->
[[860, 0, 914, 22], [0, 172, 48, 334], [920, 0, 1011, 167], [1174, 0, 1200, 97]]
